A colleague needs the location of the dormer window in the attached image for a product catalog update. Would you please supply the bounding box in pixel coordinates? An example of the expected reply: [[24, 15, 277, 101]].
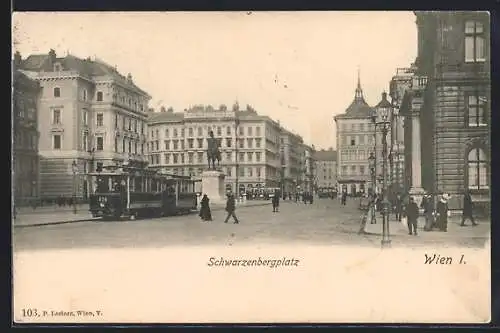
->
[[53, 63, 62, 72]]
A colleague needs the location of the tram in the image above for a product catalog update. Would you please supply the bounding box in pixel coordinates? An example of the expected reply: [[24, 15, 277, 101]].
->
[[87, 164, 199, 220]]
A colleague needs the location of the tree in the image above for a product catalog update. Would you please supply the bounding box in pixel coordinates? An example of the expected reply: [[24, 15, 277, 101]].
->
[[219, 104, 227, 111]]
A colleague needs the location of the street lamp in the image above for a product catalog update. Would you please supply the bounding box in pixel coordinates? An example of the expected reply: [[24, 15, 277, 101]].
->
[[368, 151, 376, 224], [72, 160, 78, 214], [373, 91, 392, 248], [234, 113, 240, 199]]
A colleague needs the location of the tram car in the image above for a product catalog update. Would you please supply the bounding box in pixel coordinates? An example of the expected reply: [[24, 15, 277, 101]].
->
[[87, 165, 199, 220]]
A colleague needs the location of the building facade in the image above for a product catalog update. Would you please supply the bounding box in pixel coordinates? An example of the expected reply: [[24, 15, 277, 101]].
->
[[313, 149, 337, 190], [18, 50, 151, 200], [147, 103, 283, 195], [334, 76, 390, 195], [399, 11, 490, 212], [279, 128, 309, 193], [13, 58, 41, 205]]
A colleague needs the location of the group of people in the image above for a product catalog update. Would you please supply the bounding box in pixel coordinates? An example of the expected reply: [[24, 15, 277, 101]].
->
[[198, 192, 240, 224], [387, 190, 479, 235]]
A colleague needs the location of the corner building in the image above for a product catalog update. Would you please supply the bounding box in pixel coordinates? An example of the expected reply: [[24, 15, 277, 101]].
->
[[18, 50, 151, 200]]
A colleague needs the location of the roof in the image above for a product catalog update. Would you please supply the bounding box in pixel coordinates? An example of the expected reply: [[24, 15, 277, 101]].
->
[[314, 150, 337, 161], [334, 74, 374, 120], [13, 70, 40, 90], [20, 52, 150, 97]]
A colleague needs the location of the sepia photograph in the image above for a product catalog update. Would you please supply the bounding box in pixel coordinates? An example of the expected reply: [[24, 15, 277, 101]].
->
[[12, 11, 491, 324]]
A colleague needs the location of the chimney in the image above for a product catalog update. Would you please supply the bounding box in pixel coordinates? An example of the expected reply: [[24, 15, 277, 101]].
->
[[127, 73, 133, 82], [160, 106, 166, 112], [13, 51, 22, 67], [48, 49, 56, 64], [167, 107, 174, 113]]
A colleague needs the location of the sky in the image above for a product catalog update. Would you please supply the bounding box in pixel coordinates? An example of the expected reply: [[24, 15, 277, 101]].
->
[[12, 11, 417, 150]]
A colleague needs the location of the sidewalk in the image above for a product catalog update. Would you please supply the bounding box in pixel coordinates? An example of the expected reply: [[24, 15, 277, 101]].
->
[[362, 214, 490, 240], [15, 204, 88, 215], [13, 200, 271, 228]]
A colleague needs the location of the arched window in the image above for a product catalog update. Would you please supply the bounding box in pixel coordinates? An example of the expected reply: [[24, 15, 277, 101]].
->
[[467, 147, 488, 190]]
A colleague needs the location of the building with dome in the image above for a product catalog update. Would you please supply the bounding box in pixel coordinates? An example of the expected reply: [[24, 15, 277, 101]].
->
[[334, 72, 390, 196]]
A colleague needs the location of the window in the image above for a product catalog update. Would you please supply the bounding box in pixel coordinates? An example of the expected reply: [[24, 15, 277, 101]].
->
[[165, 129, 170, 138], [226, 126, 231, 135], [467, 94, 487, 127], [134, 120, 137, 132], [239, 127, 244, 136], [181, 140, 185, 150], [122, 139, 126, 152], [96, 137, 104, 151], [239, 152, 245, 162], [248, 167, 253, 177], [247, 138, 253, 148], [239, 139, 244, 149], [82, 89, 87, 101], [128, 119, 132, 131], [351, 138, 356, 146], [97, 91, 103, 101], [114, 114, 118, 129], [256, 152, 261, 162], [83, 133, 88, 151], [82, 110, 88, 126], [256, 127, 261, 136], [226, 152, 232, 161], [341, 165, 347, 176], [53, 135, 61, 149], [359, 135, 364, 144], [239, 168, 245, 177], [188, 152, 194, 163], [52, 109, 61, 125], [173, 129, 178, 137], [165, 154, 170, 164], [255, 138, 261, 148], [217, 127, 222, 136], [360, 123, 365, 131], [134, 142, 138, 154], [216, 138, 221, 148], [227, 167, 232, 177], [198, 127, 203, 136], [341, 136, 346, 145], [188, 139, 194, 149], [173, 140, 178, 150], [360, 166, 365, 175], [173, 154, 178, 164], [96, 113, 104, 127], [468, 148, 488, 190], [247, 152, 252, 162], [197, 139, 203, 148], [188, 128, 193, 137], [226, 138, 232, 148], [181, 128, 185, 137], [141, 144, 144, 154], [181, 154, 185, 164], [53, 87, 60, 98], [257, 167, 261, 177], [123, 117, 127, 130], [465, 21, 486, 63], [197, 152, 203, 163], [114, 136, 118, 152], [248, 127, 253, 136]]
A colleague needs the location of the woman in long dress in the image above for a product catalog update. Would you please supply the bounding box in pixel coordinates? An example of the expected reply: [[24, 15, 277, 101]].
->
[[199, 194, 212, 221]]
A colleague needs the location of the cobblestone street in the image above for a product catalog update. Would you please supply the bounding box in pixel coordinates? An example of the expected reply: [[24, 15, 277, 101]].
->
[[13, 198, 489, 251]]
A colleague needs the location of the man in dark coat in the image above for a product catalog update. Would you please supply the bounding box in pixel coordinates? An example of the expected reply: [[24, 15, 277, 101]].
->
[[199, 194, 212, 221], [436, 193, 450, 232], [461, 190, 478, 226], [224, 193, 239, 224], [394, 194, 403, 222], [341, 191, 347, 206], [422, 193, 435, 231], [272, 190, 280, 212], [406, 196, 420, 236]]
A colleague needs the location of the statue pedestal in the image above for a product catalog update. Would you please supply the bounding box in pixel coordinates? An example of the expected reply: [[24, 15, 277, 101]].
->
[[201, 170, 226, 205]]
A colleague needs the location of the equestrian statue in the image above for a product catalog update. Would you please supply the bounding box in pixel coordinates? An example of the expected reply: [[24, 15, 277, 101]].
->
[[206, 130, 221, 170]]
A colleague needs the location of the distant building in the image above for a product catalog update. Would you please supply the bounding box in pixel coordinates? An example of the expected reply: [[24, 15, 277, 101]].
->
[[17, 49, 151, 200], [398, 11, 490, 212], [313, 148, 337, 190], [334, 74, 389, 195], [279, 128, 310, 193], [13, 54, 41, 205]]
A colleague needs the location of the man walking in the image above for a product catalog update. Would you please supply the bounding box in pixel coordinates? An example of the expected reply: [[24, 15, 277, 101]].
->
[[406, 196, 420, 236], [461, 190, 478, 226], [224, 192, 239, 224]]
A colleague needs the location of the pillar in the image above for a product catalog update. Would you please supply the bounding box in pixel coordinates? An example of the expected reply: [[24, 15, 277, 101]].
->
[[409, 97, 425, 207]]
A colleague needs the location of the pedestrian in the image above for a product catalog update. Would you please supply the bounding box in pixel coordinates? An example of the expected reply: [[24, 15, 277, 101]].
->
[[224, 192, 239, 224], [436, 193, 450, 232], [422, 193, 435, 231], [309, 192, 313, 204], [341, 191, 347, 206], [394, 194, 403, 222], [461, 190, 478, 227], [406, 196, 420, 236], [199, 194, 212, 221], [272, 190, 280, 212]]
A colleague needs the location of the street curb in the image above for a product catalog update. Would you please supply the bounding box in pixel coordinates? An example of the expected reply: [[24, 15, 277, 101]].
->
[[13, 218, 99, 229], [13, 202, 272, 228]]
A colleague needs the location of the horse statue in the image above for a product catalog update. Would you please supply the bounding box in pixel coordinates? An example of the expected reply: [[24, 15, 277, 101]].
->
[[207, 131, 221, 170]]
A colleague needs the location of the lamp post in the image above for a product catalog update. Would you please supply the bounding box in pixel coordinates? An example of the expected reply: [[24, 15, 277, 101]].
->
[[235, 114, 240, 199], [373, 92, 392, 248], [368, 152, 376, 224], [72, 160, 78, 214]]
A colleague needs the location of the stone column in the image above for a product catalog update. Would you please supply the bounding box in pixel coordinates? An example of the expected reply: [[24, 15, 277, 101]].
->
[[409, 96, 425, 207]]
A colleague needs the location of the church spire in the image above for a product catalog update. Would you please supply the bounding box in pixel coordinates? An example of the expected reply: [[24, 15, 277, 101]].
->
[[354, 67, 364, 102]]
